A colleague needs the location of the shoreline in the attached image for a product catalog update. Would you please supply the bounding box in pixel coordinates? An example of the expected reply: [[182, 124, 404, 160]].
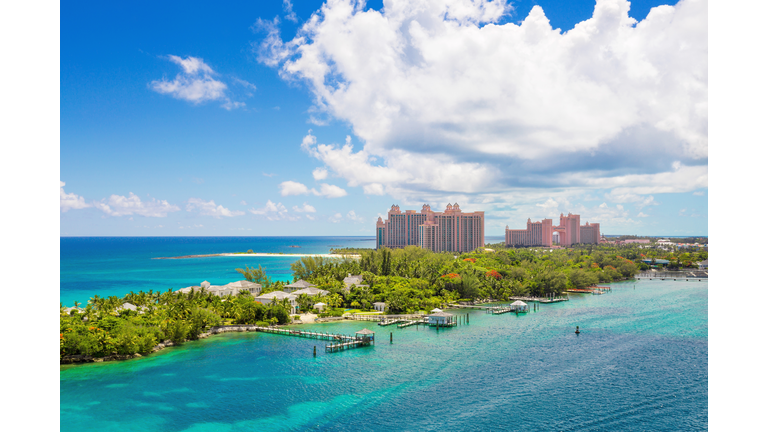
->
[[153, 253, 361, 260]]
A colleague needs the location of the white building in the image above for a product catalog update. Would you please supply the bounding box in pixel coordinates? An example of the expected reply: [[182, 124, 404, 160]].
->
[[283, 279, 316, 293], [254, 291, 299, 314], [343, 274, 369, 292], [291, 287, 329, 297], [373, 302, 387, 312]]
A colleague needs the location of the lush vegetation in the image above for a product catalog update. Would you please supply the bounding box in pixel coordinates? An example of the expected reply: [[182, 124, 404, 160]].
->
[[61, 242, 706, 361], [60, 290, 290, 359], [277, 244, 655, 315], [329, 247, 374, 255]]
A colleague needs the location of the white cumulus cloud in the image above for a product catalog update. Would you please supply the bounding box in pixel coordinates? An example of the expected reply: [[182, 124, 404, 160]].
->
[[150, 55, 243, 109], [60, 181, 90, 212], [280, 181, 311, 196], [186, 198, 245, 218], [250, 200, 292, 220], [312, 167, 328, 180], [95, 193, 180, 217], [292, 202, 317, 213], [259, 0, 708, 205]]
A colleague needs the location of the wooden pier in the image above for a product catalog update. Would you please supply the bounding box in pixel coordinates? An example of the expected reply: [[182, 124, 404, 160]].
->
[[210, 325, 374, 354], [397, 318, 427, 328], [325, 339, 368, 353]]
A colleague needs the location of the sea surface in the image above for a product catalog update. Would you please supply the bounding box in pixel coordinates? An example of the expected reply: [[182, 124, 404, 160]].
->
[[60, 237, 707, 431]]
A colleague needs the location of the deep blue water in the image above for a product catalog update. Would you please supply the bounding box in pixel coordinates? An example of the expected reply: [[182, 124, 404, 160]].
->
[[60, 238, 706, 430]]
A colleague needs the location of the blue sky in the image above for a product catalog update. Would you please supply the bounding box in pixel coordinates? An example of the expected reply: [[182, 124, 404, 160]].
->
[[60, 0, 708, 237]]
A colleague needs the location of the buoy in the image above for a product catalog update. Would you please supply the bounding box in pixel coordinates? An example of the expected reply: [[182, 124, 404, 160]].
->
[[575, 326, 580, 335]]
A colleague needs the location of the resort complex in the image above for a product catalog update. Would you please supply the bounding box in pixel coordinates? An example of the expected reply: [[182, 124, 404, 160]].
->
[[505, 213, 600, 247], [376, 203, 485, 252]]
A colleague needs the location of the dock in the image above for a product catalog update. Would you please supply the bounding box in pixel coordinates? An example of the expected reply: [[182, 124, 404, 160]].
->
[[210, 325, 374, 354], [325, 339, 369, 353], [397, 318, 427, 328]]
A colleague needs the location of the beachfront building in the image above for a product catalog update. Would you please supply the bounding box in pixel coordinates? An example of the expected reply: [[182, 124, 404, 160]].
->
[[376, 203, 485, 253], [505, 213, 600, 247], [283, 279, 316, 293], [253, 291, 299, 314], [207, 281, 262, 297], [373, 302, 387, 312]]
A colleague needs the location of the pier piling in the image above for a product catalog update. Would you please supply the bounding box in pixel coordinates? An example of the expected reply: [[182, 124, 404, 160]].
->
[[313, 346, 316, 357], [390, 332, 393, 343]]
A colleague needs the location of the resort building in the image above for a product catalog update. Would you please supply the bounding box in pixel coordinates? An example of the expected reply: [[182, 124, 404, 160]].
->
[[283, 279, 316, 293], [176, 280, 262, 297], [253, 291, 299, 314], [343, 274, 368, 292], [376, 203, 485, 253], [291, 287, 329, 297], [505, 213, 600, 247], [373, 302, 387, 312]]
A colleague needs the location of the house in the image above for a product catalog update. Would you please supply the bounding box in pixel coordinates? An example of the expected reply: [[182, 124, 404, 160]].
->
[[283, 279, 316, 293], [343, 274, 369, 292], [314, 302, 326, 312], [373, 302, 387, 312], [698, 259, 708, 269], [120, 302, 137, 311], [254, 291, 299, 314], [224, 280, 262, 296], [201, 281, 211, 288], [291, 287, 329, 297]]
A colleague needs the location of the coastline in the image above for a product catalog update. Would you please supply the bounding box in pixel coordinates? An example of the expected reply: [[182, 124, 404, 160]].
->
[[153, 252, 361, 259]]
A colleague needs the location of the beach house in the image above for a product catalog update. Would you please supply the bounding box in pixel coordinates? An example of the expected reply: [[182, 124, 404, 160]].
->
[[253, 291, 299, 314]]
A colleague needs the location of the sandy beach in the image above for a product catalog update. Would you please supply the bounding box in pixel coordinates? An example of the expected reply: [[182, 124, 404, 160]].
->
[[154, 253, 361, 259]]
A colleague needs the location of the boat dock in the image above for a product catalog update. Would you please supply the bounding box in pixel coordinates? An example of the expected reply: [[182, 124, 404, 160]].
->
[[397, 318, 427, 328], [210, 325, 374, 354]]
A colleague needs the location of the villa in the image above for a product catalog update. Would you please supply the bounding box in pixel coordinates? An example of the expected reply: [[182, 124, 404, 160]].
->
[[283, 279, 316, 293], [176, 280, 262, 297], [343, 274, 368, 292], [291, 287, 329, 297], [253, 291, 299, 314]]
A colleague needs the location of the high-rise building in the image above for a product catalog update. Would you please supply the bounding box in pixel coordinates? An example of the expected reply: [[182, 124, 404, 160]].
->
[[376, 203, 485, 253], [505, 213, 600, 247], [505, 218, 553, 247]]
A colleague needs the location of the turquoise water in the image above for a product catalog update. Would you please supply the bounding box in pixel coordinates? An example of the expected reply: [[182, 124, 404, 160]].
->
[[60, 237, 377, 307], [61, 278, 707, 430]]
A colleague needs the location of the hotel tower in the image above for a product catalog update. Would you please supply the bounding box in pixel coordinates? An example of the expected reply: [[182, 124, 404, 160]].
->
[[376, 203, 485, 253], [505, 213, 600, 247]]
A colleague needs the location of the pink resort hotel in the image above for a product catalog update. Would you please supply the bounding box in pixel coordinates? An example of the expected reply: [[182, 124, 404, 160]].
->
[[376, 204, 485, 253], [505, 213, 600, 247]]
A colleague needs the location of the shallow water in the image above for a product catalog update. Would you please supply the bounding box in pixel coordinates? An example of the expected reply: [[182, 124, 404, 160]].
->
[[61, 279, 707, 431], [60, 236, 377, 306]]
